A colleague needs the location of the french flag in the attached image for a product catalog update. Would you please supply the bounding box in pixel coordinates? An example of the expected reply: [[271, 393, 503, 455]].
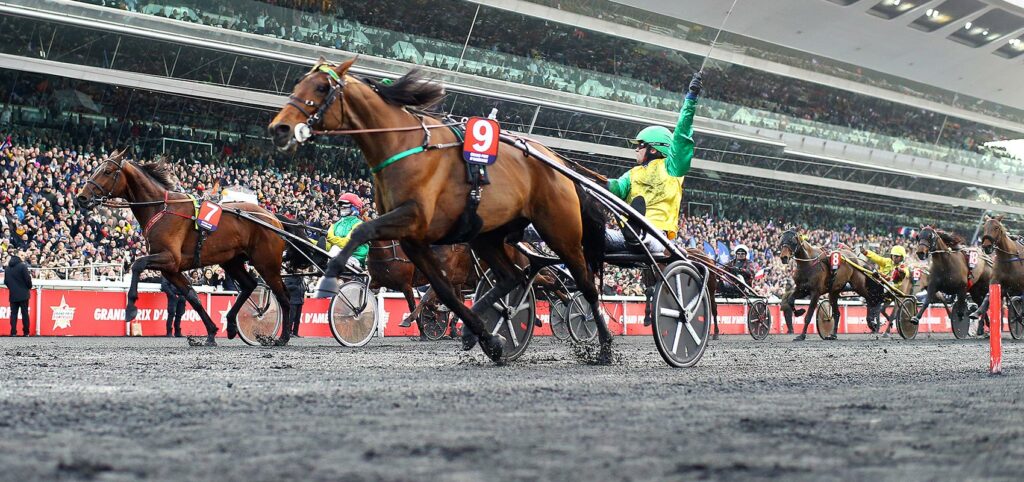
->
[[0, 135, 10, 152]]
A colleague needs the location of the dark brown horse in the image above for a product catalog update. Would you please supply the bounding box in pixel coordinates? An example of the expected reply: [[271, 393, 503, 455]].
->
[[912, 227, 992, 335], [980, 216, 1024, 328], [366, 241, 476, 335], [269, 59, 608, 362], [74, 150, 300, 345], [778, 230, 873, 341]]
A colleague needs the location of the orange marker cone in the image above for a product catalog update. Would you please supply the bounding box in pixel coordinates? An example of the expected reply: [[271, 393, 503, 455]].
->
[[989, 284, 1002, 374]]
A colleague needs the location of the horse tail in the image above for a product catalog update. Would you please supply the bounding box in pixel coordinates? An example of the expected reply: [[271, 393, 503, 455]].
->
[[574, 184, 606, 276], [274, 214, 321, 271]]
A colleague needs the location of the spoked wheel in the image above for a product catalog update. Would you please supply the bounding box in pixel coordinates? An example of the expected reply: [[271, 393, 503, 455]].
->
[[746, 299, 771, 341], [419, 304, 453, 341], [651, 261, 712, 368], [236, 284, 283, 346], [328, 281, 378, 347], [895, 297, 919, 340], [815, 299, 837, 340], [1008, 296, 1024, 340], [472, 269, 536, 362], [566, 292, 599, 343], [548, 296, 571, 341], [949, 299, 970, 340]]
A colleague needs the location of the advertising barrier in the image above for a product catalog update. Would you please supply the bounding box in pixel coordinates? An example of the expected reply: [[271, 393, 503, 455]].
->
[[0, 285, 962, 338]]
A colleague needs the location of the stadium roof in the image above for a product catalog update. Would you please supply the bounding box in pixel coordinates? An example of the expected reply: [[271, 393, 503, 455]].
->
[[618, 0, 1024, 111]]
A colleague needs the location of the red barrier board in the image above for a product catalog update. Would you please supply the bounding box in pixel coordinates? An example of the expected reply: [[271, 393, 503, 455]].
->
[[14, 287, 959, 337], [1, 287, 38, 336]]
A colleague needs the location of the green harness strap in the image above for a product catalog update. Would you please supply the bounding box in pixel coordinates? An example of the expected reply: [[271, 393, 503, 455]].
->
[[371, 146, 425, 175], [370, 125, 466, 175]]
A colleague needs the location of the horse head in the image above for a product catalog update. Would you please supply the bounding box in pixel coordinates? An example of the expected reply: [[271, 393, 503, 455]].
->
[[778, 230, 800, 264], [75, 149, 127, 210], [915, 226, 937, 261], [269, 57, 358, 152], [980, 215, 1005, 255]]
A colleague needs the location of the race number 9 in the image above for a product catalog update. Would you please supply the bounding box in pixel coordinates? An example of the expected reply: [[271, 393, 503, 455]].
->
[[463, 117, 500, 165]]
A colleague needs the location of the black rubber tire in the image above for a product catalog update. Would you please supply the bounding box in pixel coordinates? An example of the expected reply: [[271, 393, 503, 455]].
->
[[472, 269, 536, 362], [548, 297, 571, 341], [236, 284, 283, 346], [419, 306, 452, 341], [328, 281, 378, 347], [651, 261, 712, 368], [949, 299, 971, 340], [746, 299, 771, 341], [895, 297, 919, 340], [815, 299, 837, 340], [1008, 296, 1024, 340], [566, 292, 599, 343]]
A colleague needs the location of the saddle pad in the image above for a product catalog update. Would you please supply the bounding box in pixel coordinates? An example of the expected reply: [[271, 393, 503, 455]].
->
[[462, 117, 500, 165], [829, 251, 842, 272]]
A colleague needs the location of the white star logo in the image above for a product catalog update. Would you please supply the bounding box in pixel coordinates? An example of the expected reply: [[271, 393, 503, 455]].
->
[[219, 303, 232, 324], [50, 296, 76, 330]]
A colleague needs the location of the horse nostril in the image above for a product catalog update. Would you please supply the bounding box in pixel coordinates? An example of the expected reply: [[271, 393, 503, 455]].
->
[[272, 123, 291, 137]]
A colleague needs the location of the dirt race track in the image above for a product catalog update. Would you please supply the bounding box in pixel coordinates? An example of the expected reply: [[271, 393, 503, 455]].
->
[[0, 334, 1021, 481]]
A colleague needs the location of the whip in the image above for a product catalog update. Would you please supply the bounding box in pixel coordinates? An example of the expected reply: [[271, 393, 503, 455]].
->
[[700, 0, 742, 73]]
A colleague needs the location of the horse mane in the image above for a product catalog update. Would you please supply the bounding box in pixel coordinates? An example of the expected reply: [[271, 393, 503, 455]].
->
[[136, 161, 177, 190], [936, 230, 964, 248], [363, 69, 445, 113]]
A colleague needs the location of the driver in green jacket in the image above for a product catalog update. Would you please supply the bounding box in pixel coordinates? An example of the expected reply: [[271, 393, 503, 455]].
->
[[326, 192, 369, 271]]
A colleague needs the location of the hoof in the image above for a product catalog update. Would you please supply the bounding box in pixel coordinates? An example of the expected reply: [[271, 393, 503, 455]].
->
[[534, 318, 543, 328], [461, 330, 479, 351], [910, 317, 920, 326], [274, 336, 290, 347], [712, 333, 720, 341], [595, 342, 615, 365], [226, 321, 238, 340], [125, 306, 138, 323], [794, 308, 806, 317], [825, 334, 838, 341], [205, 336, 217, 347], [481, 335, 505, 363], [398, 317, 414, 328], [793, 334, 806, 342], [882, 332, 891, 338]]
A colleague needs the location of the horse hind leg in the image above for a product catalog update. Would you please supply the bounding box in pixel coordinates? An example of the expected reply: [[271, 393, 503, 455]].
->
[[794, 293, 819, 341], [532, 222, 614, 363], [465, 233, 526, 352]]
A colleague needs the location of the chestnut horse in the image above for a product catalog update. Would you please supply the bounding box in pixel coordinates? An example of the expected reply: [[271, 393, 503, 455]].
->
[[270, 58, 607, 362], [778, 230, 873, 341], [912, 227, 992, 335], [74, 150, 300, 346]]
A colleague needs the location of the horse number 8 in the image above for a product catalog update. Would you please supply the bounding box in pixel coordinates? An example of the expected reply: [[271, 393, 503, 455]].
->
[[472, 121, 494, 152]]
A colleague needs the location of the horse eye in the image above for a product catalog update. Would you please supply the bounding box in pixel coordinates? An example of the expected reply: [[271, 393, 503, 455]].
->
[[316, 83, 329, 94]]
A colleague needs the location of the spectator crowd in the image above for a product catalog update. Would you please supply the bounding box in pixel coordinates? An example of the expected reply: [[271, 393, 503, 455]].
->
[[60, 0, 1022, 175]]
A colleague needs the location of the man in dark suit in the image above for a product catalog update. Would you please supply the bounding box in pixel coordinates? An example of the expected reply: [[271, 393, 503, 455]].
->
[[160, 277, 185, 337], [284, 276, 306, 337], [3, 254, 33, 336]]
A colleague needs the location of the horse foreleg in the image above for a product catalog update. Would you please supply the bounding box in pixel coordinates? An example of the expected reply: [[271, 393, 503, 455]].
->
[[164, 272, 217, 345], [126, 252, 175, 322], [912, 284, 936, 325], [827, 291, 840, 340]]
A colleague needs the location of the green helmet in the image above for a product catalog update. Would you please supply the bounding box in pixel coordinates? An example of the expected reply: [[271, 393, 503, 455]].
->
[[629, 126, 672, 157]]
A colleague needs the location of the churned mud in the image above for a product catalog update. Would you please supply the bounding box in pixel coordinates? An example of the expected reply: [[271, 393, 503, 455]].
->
[[0, 335, 1021, 481]]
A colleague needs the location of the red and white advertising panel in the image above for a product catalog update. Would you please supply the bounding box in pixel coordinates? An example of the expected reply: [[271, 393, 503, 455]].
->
[[10, 286, 962, 337]]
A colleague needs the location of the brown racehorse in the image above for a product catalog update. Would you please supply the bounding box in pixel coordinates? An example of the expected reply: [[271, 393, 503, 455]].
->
[[74, 150, 300, 346], [912, 227, 992, 335], [980, 216, 1024, 328], [269, 59, 608, 362], [778, 230, 873, 341]]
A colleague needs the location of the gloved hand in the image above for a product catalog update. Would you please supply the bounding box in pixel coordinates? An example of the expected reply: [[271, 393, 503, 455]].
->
[[345, 257, 362, 273], [687, 72, 703, 99]]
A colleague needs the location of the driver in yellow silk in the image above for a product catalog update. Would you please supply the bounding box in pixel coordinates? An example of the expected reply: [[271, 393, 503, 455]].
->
[[607, 72, 702, 248], [860, 245, 910, 334]]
